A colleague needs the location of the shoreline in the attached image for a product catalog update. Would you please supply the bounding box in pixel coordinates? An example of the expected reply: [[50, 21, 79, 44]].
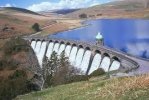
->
[[27, 18, 149, 61]]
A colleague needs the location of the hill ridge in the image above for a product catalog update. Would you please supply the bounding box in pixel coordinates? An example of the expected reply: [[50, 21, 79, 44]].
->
[[0, 7, 40, 15]]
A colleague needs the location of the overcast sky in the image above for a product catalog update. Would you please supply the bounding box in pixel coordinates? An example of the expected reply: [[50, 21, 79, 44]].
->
[[0, 0, 115, 11]]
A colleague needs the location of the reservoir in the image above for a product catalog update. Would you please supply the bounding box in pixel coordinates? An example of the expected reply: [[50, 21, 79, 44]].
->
[[50, 19, 149, 59]]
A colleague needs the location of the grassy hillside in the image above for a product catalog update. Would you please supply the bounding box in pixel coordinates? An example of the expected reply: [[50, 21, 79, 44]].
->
[[0, 7, 82, 38], [16, 74, 149, 100], [0, 7, 40, 15], [0, 7, 52, 38], [66, 0, 149, 19]]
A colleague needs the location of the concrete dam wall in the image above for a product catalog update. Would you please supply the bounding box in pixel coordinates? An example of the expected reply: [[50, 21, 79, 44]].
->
[[26, 37, 139, 75]]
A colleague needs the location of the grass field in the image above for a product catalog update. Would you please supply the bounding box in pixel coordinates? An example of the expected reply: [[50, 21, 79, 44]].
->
[[16, 74, 149, 100]]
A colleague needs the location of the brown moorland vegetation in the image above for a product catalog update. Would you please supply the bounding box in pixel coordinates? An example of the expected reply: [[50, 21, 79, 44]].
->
[[66, 0, 149, 19], [0, 7, 82, 38], [0, 8, 51, 38], [0, 37, 41, 100]]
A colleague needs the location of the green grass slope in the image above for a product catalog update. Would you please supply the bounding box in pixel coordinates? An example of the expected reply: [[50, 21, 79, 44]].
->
[[16, 74, 149, 100]]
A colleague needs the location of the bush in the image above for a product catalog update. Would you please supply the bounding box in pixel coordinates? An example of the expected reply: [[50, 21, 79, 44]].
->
[[89, 68, 105, 77], [89, 15, 95, 17], [0, 69, 38, 100], [0, 78, 28, 100], [7, 59, 19, 70], [0, 59, 7, 70], [66, 75, 89, 83], [2, 26, 9, 32], [79, 13, 87, 18], [44, 75, 53, 88], [9, 70, 27, 79], [0, 71, 28, 100], [3, 37, 29, 55], [0, 58, 19, 70], [97, 13, 102, 16], [32, 23, 41, 32], [26, 80, 40, 91]]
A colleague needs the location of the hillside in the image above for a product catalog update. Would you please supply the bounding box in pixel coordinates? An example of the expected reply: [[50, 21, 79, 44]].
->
[[52, 9, 80, 15], [0, 7, 52, 38], [0, 37, 43, 100], [40, 9, 80, 15], [16, 74, 149, 100], [66, 0, 149, 19], [0, 7, 40, 15], [0, 7, 82, 38]]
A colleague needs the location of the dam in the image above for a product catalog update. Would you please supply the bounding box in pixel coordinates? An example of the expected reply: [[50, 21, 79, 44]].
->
[[25, 35, 139, 75]]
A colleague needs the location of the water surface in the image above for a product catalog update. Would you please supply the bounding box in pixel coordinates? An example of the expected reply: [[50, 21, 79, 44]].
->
[[50, 19, 149, 59]]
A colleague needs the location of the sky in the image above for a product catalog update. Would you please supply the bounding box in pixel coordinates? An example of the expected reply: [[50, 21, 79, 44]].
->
[[0, 0, 114, 12]]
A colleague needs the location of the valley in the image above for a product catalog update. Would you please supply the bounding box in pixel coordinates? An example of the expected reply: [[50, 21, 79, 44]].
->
[[0, 0, 149, 99]]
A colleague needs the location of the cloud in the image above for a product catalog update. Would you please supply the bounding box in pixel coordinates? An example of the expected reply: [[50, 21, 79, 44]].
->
[[126, 42, 149, 58], [0, 3, 12, 7], [27, 0, 101, 12], [5, 4, 12, 7]]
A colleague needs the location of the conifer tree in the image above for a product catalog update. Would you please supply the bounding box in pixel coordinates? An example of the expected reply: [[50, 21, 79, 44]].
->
[[42, 51, 82, 87], [52, 51, 70, 85], [42, 51, 59, 87], [32, 23, 41, 32]]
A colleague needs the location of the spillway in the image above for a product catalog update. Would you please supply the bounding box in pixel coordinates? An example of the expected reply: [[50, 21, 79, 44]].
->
[[100, 56, 111, 72], [109, 60, 120, 71], [31, 41, 36, 50], [58, 44, 66, 56], [34, 41, 42, 54], [38, 42, 47, 67], [69, 46, 78, 65], [80, 50, 91, 74], [75, 48, 84, 68], [88, 53, 101, 74], [53, 43, 60, 53], [46, 42, 54, 59], [65, 45, 72, 57]]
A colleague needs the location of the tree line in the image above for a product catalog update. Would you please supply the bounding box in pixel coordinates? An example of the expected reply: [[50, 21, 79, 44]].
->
[[42, 51, 88, 88]]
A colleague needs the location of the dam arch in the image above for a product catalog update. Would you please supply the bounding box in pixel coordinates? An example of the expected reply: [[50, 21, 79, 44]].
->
[[28, 37, 139, 75]]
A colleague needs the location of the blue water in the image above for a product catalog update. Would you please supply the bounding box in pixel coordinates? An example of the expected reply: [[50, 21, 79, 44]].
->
[[49, 19, 149, 59]]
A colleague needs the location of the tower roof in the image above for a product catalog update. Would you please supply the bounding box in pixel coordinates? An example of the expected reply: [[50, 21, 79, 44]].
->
[[96, 32, 103, 40]]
